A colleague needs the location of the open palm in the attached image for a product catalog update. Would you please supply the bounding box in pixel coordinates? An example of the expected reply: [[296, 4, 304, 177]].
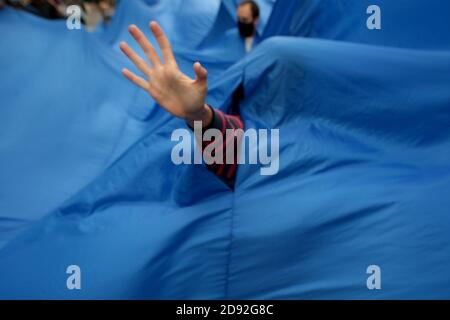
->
[[120, 22, 211, 124]]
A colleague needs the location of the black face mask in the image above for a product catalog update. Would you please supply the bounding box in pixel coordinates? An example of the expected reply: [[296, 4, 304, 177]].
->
[[238, 21, 255, 38]]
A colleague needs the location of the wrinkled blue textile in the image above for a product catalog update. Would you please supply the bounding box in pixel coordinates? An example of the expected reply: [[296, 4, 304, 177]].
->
[[1, 0, 450, 299], [264, 0, 450, 50]]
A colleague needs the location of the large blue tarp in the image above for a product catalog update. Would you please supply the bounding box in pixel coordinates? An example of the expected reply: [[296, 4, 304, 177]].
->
[[1, 1, 450, 299], [264, 0, 450, 50]]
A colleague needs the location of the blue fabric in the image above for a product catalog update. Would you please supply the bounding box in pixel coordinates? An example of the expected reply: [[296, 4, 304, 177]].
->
[[1, 0, 450, 299], [264, 0, 450, 50], [98, 0, 221, 51]]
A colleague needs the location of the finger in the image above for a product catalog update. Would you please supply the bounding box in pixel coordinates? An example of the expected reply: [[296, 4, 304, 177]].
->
[[119, 42, 151, 76], [128, 24, 161, 66], [122, 68, 148, 91], [149, 21, 177, 66], [193, 62, 208, 85]]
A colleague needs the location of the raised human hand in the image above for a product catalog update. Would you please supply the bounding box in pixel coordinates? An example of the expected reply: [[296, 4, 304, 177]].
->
[[120, 22, 212, 126]]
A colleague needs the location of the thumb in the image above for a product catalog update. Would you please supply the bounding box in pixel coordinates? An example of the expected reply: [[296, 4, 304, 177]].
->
[[193, 62, 208, 87]]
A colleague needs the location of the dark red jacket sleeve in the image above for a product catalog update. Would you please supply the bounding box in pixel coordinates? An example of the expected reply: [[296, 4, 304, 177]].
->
[[190, 106, 244, 189]]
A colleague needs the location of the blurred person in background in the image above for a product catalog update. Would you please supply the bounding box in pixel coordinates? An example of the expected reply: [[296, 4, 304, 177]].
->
[[81, 0, 115, 30], [82, 0, 104, 31], [5, 0, 65, 19], [3, 0, 116, 31], [236, 0, 260, 53], [98, 0, 114, 24], [47, 0, 67, 17]]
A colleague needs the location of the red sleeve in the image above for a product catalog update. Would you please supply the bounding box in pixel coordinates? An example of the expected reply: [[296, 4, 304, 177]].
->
[[193, 106, 244, 189]]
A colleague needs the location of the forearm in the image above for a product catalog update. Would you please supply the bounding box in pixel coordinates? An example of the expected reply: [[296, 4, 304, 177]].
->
[[185, 103, 214, 128], [188, 106, 244, 189]]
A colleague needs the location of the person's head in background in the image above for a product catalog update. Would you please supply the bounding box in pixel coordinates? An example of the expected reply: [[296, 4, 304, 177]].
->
[[236, 0, 260, 39], [98, 0, 115, 23]]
